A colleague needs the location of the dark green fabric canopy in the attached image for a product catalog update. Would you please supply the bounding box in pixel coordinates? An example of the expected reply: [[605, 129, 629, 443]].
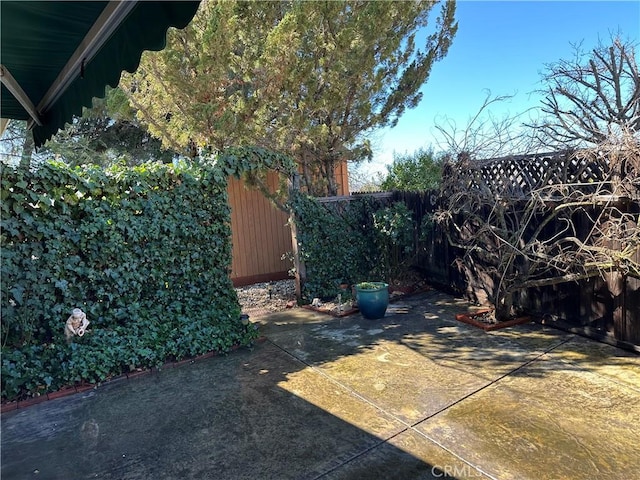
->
[[1, 1, 200, 147]]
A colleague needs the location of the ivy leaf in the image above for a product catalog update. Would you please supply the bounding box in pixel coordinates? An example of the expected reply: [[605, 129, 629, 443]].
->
[[10, 285, 24, 305]]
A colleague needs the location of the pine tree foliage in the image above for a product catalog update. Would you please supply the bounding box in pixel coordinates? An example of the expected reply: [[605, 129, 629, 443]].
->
[[124, 0, 457, 196]]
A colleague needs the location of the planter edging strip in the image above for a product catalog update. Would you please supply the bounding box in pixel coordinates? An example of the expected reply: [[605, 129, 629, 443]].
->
[[0, 337, 267, 413], [455, 310, 531, 331]]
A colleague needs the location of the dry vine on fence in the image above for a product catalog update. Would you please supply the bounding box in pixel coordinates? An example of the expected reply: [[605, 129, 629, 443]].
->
[[435, 132, 640, 321]]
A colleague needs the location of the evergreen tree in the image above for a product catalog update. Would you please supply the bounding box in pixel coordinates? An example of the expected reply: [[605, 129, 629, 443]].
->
[[124, 0, 458, 196]]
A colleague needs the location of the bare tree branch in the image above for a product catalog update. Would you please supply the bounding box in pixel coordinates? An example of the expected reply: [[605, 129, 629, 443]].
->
[[434, 90, 539, 160], [436, 128, 639, 321], [531, 35, 640, 148]]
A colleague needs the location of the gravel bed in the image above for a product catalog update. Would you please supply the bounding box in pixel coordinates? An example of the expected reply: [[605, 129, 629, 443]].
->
[[235, 279, 298, 318]]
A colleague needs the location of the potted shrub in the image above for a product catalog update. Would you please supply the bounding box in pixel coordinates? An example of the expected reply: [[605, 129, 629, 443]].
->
[[354, 281, 389, 319]]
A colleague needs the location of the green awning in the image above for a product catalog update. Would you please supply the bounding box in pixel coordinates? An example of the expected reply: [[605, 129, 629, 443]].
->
[[1, 1, 200, 147]]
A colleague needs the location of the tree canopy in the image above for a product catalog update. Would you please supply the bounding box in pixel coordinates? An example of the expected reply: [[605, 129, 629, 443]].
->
[[123, 0, 457, 196], [535, 35, 640, 147], [45, 89, 174, 167], [0, 88, 174, 168], [381, 148, 444, 191]]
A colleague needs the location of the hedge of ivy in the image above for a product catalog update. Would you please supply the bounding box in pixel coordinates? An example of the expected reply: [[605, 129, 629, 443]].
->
[[1, 159, 258, 402], [289, 193, 415, 301]]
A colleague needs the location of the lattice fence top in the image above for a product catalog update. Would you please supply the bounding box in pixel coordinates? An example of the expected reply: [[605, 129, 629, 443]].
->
[[446, 150, 614, 198]]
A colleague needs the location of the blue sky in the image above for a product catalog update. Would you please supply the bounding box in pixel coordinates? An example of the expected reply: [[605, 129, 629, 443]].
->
[[360, 0, 640, 179]]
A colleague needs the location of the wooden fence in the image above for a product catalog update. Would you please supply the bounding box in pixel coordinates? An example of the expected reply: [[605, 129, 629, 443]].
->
[[228, 162, 350, 286], [392, 190, 465, 291], [396, 147, 640, 351], [226, 151, 639, 350], [395, 189, 639, 350], [227, 174, 292, 286], [444, 150, 614, 198]]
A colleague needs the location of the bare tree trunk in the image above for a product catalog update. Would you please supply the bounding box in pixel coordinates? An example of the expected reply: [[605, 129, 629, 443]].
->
[[300, 151, 314, 195], [20, 131, 34, 169], [605, 271, 625, 339], [325, 158, 338, 196], [495, 291, 515, 321]]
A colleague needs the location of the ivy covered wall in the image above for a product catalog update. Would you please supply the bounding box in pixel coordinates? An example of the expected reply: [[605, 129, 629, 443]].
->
[[1, 159, 256, 401], [289, 193, 416, 301]]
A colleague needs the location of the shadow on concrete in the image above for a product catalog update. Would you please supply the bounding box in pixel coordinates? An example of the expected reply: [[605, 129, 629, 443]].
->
[[3, 289, 638, 479], [1, 308, 466, 479], [261, 289, 639, 387], [256, 289, 640, 479]]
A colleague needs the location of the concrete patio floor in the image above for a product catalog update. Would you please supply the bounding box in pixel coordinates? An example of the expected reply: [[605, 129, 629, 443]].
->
[[2, 290, 639, 479]]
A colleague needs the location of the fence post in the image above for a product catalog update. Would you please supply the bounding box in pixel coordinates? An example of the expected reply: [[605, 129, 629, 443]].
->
[[288, 173, 306, 300]]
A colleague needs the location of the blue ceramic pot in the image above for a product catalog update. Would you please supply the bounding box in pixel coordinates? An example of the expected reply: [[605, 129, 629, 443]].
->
[[355, 282, 389, 319]]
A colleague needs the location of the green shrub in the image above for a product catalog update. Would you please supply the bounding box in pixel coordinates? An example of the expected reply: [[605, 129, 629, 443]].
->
[[1, 157, 260, 401], [380, 148, 444, 191], [288, 193, 377, 300], [372, 202, 415, 281], [289, 193, 416, 301]]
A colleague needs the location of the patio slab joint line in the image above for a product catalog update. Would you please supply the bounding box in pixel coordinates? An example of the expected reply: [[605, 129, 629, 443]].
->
[[268, 338, 421, 479], [410, 334, 577, 429], [270, 333, 576, 479], [267, 338, 415, 429], [310, 435, 402, 480], [397, 334, 578, 479]]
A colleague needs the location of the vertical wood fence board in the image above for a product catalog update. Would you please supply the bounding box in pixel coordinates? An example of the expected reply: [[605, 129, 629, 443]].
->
[[626, 276, 640, 344], [228, 178, 247, 276], [335, 161, 350, 196], [228, 174, 292, 284]]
